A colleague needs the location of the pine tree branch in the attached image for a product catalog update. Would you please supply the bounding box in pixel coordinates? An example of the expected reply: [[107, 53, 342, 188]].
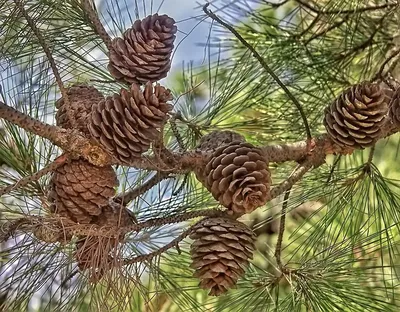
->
[[203, 3, 312, 143], [13, 0, 76, 129], [81, 0, 112, 50], [0, 101, 112, 166], [261, 141, 310, 163], [114, 172, 173, 206], [0, 154, 69, 197], [3, 208, 226, 240]]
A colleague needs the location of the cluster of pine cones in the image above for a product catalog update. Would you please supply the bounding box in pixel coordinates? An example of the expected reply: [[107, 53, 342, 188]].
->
[[39, 11, 400, 295]]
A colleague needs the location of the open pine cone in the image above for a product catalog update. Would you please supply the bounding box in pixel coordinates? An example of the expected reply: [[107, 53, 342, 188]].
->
[[55, 84, 104, 136], [88, 82, 173, 164], [190, 217, 256, 296], [324, 82, 390, 148], [108, 13, 177, 84], [198, 138, 271, 214], [48, 159, 118, 224], [195, 130, 246, 184]]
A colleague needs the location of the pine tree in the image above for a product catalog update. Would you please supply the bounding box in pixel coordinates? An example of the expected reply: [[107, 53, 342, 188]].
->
[[0, 0, 400, 311]]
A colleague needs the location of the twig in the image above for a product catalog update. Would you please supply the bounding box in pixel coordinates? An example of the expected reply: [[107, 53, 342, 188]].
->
[[274, 188, 291, 270], [123, 225, 194, 265], [203, 3, 312, 142], [372, 48, 400, 82], [172, 173, 189, 196], [0, 154, 69, 197], [269, 144, 325, 200], [13, 0, 75, 129], [363, 145, 375, 174], [295, 0, 397, 15], [82, 0, 113, 50], [304, 14, 350, 45], [169, 116, 186, 151], [9, 209, 225, 239], [115, 173, 172, 206]]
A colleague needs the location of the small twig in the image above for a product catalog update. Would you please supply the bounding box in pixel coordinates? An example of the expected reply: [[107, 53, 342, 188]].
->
[[82, 0, 113, 50], [304, 14, 350, 45], [203, 3, 312, 142], [372, 48, 400, 82], [123, 218, 207, 265], [172, 173, 189, 196], [0, 154, 69, 197], [169, 117, 186, 151], [13, 0, 75, 129], [274, 188, 291, 270], [295, 0, 397, 15], [41, 209, 225, 239], [269, 143, 326, 200], [363, 145, 375, 174], [123, 226, 193, 265], [115, 173, 172, 206]]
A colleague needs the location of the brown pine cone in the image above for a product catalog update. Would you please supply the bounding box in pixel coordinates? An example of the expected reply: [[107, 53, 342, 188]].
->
[[48, 159, 118, 224], [88, 82, 173, 164], [55, 84, 104, 136], [198, 141, 271, 214], [108, 13, 177, 84], [195, 130, 246, 184], [190, 217, 256, 296], [324, 82, 390, 148]]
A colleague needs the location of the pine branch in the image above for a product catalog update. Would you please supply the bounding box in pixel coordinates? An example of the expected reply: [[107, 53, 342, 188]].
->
[[261, 141, 310, 163], [0, 101, 111, 166], [81, 0, 112, 50], [2, 208, 226, 240], [115, 172, 173, 206], [13, 0, 76, 129], [0, 154, 69, 197], [203, 3, 312, 143]]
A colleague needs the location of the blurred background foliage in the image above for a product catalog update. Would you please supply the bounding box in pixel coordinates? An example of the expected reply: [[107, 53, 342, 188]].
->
[[1, 0, 400, 311]]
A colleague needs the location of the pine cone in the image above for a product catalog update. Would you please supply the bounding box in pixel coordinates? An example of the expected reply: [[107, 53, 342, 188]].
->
[[199, 141, 271, 214], [324, 82, 390, 148], [108, 13, 177, 84], [55, 84, 104, 136], [195, 130, 246, 184], [88, 82, 173, 164], [48, 159, 118, 224], [190, 217, 256, 296]]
